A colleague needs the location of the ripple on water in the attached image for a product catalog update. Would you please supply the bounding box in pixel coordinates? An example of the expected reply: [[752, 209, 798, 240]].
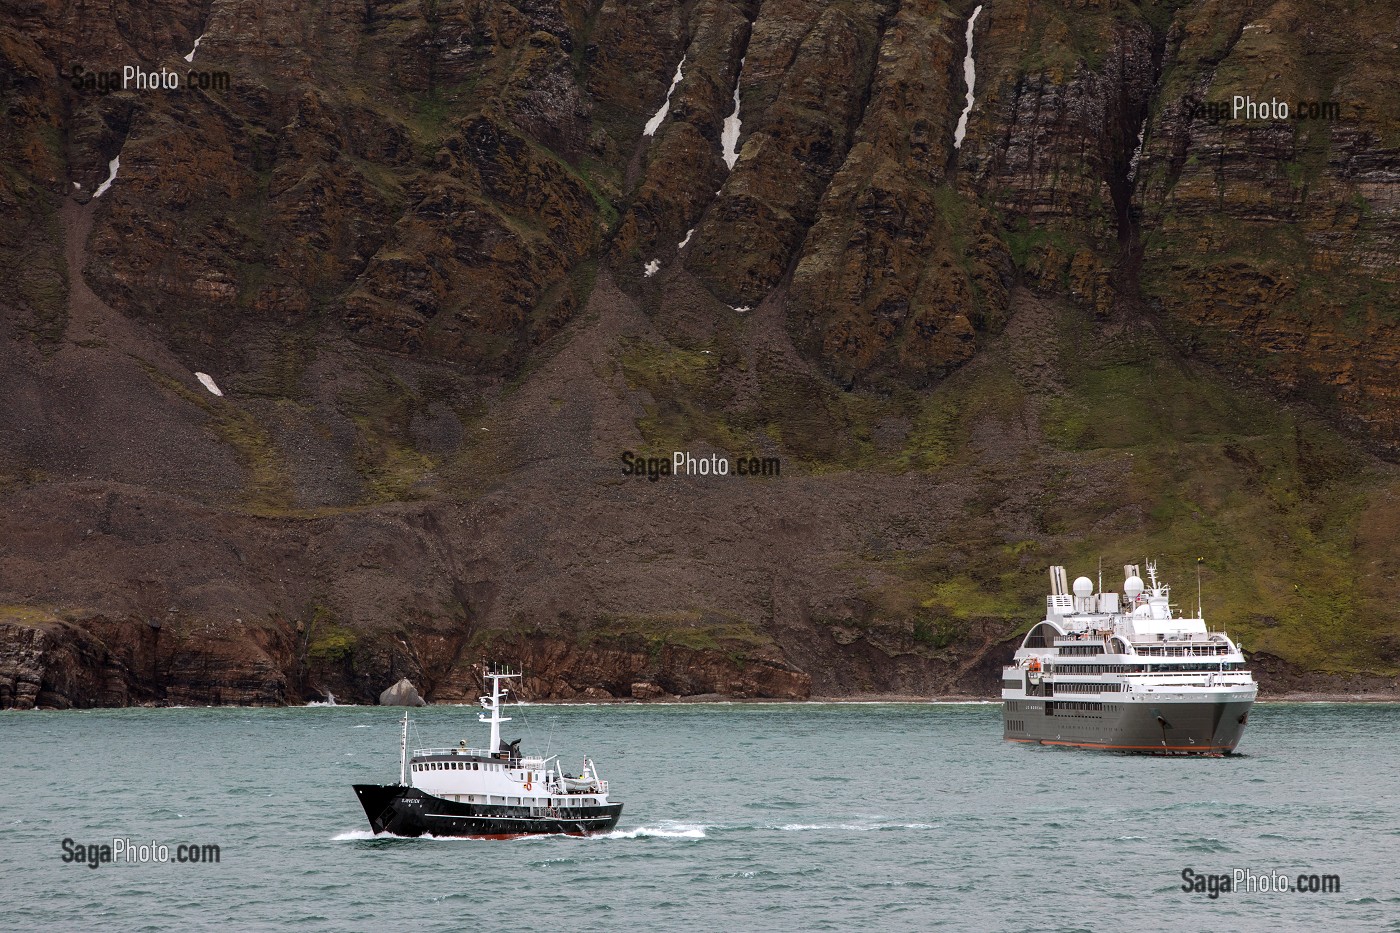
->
[[1179, 837, 1233, 853], [4, 702, 1398, 932], [600, 824, 706, 840], [774, 822, 935, 833]]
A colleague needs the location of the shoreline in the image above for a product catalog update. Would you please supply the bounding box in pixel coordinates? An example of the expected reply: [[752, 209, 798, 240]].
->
[[8, 691, 1400, 712]]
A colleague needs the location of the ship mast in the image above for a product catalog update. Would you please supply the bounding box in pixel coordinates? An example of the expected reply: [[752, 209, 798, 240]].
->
[[399, 710, 408, 785], [479, 668, 516, 755]]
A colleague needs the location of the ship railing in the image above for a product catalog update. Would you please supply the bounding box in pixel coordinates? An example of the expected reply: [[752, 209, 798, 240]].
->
[[1131, 645, 1232, 657], [1120, 673, 1254, 687], [413, 747, 497, 759]]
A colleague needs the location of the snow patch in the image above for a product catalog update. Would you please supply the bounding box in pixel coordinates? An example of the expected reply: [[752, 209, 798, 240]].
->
[[677, 228, 694, 249], [643, 260, 661, 277], [721, 58, 745, 169], [73, 181, 81, 189], [1127, 118, 1147, 183], [184, 33, 206, 64], [643, 55, 686, 137], [953, 6, 984, 150], [195, 372, 223, 396], [92, 156, 120, 199], [730, 305, 752, 314]]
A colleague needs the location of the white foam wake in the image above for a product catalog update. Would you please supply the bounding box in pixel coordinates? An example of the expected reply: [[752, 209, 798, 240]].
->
[[644, 55, 686, 136], [721, 58, 745, 169], [777, 821, 935, 832], [332, 830, 378, 841], [331, 829, 495, 842], [92, 155, 120, 199], [332, 825, 707, 842], [603, 824, 706, 840], [953, 5, 984, 150]]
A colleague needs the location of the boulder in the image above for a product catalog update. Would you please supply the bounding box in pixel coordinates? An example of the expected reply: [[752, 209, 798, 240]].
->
[[379, 677, 426, 706]]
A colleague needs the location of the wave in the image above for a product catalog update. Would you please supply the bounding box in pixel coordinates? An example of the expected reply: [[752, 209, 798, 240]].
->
[[332, 830, 378, 841], [601, 824, 707, 840], [331, 824, 708, 842], [330, 829, 500, 843], [776, 821, 935, 832]]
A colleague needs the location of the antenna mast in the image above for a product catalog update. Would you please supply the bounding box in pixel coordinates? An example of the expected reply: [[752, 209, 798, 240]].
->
[[399, 710, 408, 785], [479, 664, 516, 755], [1196, 556, 1204, 620]]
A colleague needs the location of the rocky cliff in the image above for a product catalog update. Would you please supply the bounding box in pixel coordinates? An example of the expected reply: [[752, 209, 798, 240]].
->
[[1, 0, 1397, 707]]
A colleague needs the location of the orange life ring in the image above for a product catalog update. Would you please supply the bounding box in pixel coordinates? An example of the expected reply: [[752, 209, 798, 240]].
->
[[523, 781, 532, 791]]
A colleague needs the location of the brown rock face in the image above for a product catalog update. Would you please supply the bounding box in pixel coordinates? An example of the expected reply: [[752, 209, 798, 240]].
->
[[502, 638, 811, 701], [961, 3, 1158, 235], [34, 0, 635, 372], [788, 0, 1008, 388], [609, 0, 749, 268], [1136, 0, 1400, 455], [0, 614, 120, 709], [686, 0, 892, 306], [2, 0, 1399, 706]]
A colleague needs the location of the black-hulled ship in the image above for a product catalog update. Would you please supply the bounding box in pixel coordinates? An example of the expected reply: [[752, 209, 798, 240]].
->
[[353, 668, 623, 838]]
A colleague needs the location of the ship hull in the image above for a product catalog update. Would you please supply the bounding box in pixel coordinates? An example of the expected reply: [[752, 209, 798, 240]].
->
[[353, 785, 623, 838], [1003, 696, 1254, 755]]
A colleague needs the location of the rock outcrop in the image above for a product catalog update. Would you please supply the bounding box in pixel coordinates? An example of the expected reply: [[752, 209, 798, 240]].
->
[[379, 678, 427, 707]]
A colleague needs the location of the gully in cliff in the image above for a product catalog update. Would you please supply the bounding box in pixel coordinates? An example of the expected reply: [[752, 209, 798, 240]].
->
[[1003, 562, 1257, 755], [353, 668, 623, 838]]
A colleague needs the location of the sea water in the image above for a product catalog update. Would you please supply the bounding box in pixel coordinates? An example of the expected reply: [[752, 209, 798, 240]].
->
[[2, 702, 1397, 931]]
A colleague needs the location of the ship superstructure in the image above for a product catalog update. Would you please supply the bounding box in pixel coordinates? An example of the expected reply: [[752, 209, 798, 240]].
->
[[1002, 562, 1257, 755]]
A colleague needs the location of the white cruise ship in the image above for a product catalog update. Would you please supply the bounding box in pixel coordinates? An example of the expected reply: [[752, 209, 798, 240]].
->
[[1002, 562, 1257, 755]]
